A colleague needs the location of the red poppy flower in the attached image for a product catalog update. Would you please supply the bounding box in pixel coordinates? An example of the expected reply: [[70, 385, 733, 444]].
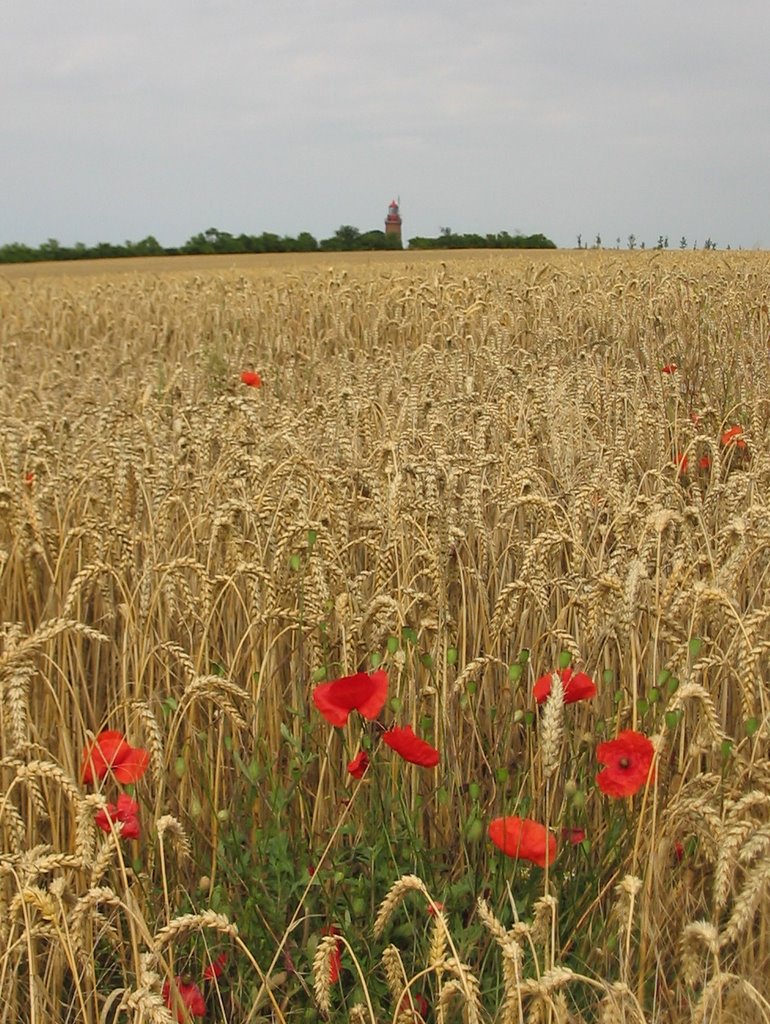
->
[[347, 750, 369, 779], [203, 952, 227, 981], [162, 977, 206, 1021], [426, 900, 445, 917], [533, 668, 597, 705], [674, 841, 685, 862], [595, 729, 655, 797], [721, 425, 747, 449], [399, 993, 430, 1021], [661, 363, 678, 374], [698, 454, 711, 471], [674, 452, 688, 475], [81, 730, 150, 785], [312, 669, 388, 727], [24, 471, 35, 487], [488, 816, 557, 868], [561, 827, 586, 845], [382, 725, 440, 768], [240, 370, 262, 387], [321, 925, 343, 983], [95, 793, 141, 840]]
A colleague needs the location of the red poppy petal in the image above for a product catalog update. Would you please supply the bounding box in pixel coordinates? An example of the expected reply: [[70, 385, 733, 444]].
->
[[347, 750, 370, 779], [240, 370, 262, 387], [563, 670, 597, 703], [312, 671, 388, 727], [163, 978, 206, 1021], [489, 816, 556, 868], [119, 815, 142, 840], [534, 668, 596, 705], [112, 745, 150, 784], [382, 726, 440, 768], [203, 952, 227, 980], [81, 730, 130, 784], [94, 804, 115, 834], [533, 673, 552, 703], [353, 668, 388, 720], [595, 730, 655, 798]]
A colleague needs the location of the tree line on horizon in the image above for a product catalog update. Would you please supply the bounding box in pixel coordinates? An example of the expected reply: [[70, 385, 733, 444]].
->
[[0, 225, 556, 264]]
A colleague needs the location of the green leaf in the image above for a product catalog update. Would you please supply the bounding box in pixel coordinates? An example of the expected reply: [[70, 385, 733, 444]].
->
[[311, 665, 327, 682]]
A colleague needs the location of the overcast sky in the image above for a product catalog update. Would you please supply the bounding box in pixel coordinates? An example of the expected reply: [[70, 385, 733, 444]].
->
[[2, 0, 769, 250]]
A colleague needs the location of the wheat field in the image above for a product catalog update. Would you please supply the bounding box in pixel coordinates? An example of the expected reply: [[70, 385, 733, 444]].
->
[[2, 249, 770, 1024]]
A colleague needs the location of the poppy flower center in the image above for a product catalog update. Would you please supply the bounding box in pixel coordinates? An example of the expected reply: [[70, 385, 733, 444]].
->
[[619, 756, 631, 768]]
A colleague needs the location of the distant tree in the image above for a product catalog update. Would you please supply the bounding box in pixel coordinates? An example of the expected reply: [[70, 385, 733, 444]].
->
[[656, 235, 665, 250], [616, 237, 621, 249], [39, 238, 62, 260], [294, 231, 318, 252], [577, 233, 582, 249], [627, 234, 636, 250], [680, 236, 687, 249], [664, 237, 669, 248], [320, 225, 361, 251], [440, 226, 452, 237], [133, 235, 164, 256], [594, 234, 602, 248]]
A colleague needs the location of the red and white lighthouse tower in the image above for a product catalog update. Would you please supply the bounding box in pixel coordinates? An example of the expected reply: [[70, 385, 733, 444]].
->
[[385, 198, 402, 245]]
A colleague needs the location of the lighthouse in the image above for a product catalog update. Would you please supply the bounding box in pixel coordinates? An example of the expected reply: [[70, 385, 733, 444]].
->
[[384, 198, 402, 246]]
